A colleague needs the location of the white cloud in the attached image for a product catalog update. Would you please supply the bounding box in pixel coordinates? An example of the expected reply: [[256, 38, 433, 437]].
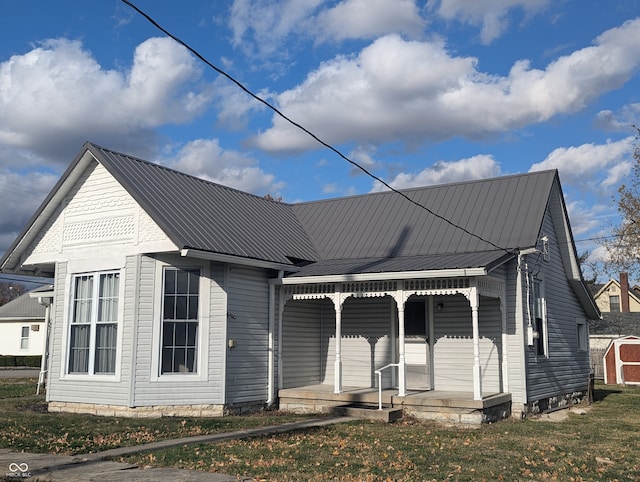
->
[[312, 0, 424, 43], [230, 0, 424, 56], [429, 0, 550, 44], [0, 37, 212, 165], [164, 139, 284, 196], [371, 155, 501, 191], [229, 0, 324, 56], [595, 104, 640, 131], [253, 19, 640, 153], [530, 137, 634, 188]]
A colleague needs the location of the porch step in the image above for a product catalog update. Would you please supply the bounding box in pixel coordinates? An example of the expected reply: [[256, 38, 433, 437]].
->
[[332, 404, 403, 423]]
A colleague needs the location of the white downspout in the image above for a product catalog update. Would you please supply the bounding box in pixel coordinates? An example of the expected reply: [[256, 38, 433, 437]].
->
[[267, 271, 283, 407], [36, 296, 52, 396], [516, 252, 529, 406]]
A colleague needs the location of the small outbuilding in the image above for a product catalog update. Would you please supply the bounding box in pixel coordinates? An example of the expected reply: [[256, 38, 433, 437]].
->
[[603, 335, 640, 385]]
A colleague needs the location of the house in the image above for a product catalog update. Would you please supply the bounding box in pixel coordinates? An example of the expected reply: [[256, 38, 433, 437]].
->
[[593, 273, 640, 313], [0, 287, 48, 358], [0, 143, 600, 423]]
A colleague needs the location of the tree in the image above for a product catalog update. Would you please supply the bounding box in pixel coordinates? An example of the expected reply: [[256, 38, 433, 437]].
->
[[602, 126, 640, 278], [0, 282, 26, 306]]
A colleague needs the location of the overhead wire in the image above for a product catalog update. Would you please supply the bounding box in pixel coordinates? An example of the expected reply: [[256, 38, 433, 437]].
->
[[120, 0, 515, 256]]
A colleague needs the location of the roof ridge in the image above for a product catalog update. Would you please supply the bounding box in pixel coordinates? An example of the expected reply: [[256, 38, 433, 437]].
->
[[86, 142, 288, 206], [292, 169, 558, 206]]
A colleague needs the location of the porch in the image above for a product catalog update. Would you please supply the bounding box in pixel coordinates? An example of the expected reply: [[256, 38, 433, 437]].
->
[[278, 384, 512, 425]]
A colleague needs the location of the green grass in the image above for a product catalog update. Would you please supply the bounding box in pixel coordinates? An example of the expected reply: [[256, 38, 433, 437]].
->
[[2, 379, 639, 480]]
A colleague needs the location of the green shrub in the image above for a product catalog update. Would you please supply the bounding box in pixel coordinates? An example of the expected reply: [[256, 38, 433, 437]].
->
[[0, 356, 16, 367], [0, 355, 41, 367]]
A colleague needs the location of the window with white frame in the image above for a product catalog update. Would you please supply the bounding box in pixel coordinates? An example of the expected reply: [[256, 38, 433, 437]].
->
[[533, 279, 548, 357], [20, 326, 29, 350], [576, 319, 588, 352], [161, 267, 200, 374], [68, 271, 119, 374]]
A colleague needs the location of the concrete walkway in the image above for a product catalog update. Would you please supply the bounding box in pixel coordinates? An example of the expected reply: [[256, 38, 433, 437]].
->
[[1, 416, 354, 481]]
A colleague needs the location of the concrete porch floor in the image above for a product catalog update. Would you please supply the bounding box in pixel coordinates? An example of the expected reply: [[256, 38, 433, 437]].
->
[[278, 384, 512, 425]]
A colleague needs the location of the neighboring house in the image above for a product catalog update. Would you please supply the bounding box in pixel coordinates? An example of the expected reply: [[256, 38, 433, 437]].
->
[[593, 273, 640, 313], [0, 288, 48, 358], [0, 143, 600, 422]]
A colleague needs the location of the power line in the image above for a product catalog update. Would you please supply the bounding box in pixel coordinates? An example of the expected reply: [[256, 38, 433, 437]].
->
[[120, 0, 514, 256]]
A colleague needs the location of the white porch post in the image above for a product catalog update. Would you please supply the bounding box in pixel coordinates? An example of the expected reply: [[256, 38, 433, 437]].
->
[[398, 300, 407, 397], [334, 295, 343, 394], [470, 286, 482, 400]]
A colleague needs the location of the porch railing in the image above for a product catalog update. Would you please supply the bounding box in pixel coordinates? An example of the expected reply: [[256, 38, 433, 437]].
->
[[374, 363, 399, 410]]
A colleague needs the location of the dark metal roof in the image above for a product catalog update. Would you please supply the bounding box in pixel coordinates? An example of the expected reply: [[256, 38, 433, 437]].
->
[[589, 312, 640, 336], [87, 144, 319, 266], [291, 170, 556, 262], [0, 290, 48, 320]]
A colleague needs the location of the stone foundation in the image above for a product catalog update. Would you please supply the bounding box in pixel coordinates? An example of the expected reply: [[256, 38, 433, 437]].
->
[[523, 390, 589, 418], [48, 401, 224, 418]]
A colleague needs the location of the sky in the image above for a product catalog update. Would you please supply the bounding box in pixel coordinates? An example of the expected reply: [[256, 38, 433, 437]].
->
[[1, 0, 639, 283]]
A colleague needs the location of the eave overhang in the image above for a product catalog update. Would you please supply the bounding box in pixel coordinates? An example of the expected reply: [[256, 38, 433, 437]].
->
[[277, 267, 488, 285]]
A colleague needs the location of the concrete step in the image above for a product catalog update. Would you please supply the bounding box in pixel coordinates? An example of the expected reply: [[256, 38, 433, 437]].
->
[[332, 404, 403, 423]]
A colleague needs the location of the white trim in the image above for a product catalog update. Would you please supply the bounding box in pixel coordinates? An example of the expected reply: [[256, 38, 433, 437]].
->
[[150, 258, 211, 383], [181, 249, 298, 272], [279, 268, 487, 285], [62, 268, 124, 381]]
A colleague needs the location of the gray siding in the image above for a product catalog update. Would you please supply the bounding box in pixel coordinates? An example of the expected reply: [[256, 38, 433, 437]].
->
[[525, 207, 591, 402], [132, 255, 226, 406], [322, 297, 394, 388], [433, 294, 502, 394], [47, 260, 131, 405], [225, 265, 271, 404], [281, 299, 325, 388]]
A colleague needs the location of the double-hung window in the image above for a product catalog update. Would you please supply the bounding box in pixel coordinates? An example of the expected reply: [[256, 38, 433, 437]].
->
[[161, 267, 200, 374], [20, 326, 29, 350], [68, 272, 119, 375]]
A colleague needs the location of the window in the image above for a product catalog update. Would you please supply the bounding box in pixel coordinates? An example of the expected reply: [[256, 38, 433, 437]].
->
[[533, 279, 547, 357], [576, 319, 588, 352], [161, 267, 200, 374], [20, 326, 29, 350], [68, 272, 119, 374], [609, 295, 620, 312]]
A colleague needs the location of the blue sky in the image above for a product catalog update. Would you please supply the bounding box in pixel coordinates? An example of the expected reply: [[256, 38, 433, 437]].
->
[[1, 0, 639, 281]]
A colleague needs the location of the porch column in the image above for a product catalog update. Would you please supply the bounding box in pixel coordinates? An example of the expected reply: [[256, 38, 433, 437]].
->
[[334, 297, 343, 394], [470, 286, 482, 400], [398, 302, 407, 397]]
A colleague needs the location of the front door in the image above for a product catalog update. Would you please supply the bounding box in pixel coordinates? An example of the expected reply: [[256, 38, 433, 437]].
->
[[405, 299, 430, 390]]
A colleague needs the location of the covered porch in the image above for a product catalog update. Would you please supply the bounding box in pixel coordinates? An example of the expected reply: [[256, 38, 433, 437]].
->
[[273, 271, 512, 423]]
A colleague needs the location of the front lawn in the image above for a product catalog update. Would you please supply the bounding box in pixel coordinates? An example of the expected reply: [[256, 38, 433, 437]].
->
[[2, 378, 639, 480], [124, 383, 640, 481]]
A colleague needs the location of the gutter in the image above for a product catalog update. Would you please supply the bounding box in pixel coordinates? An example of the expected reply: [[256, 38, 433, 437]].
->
[[181, 249, 299, 272], [279, 267, 487, 285]]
